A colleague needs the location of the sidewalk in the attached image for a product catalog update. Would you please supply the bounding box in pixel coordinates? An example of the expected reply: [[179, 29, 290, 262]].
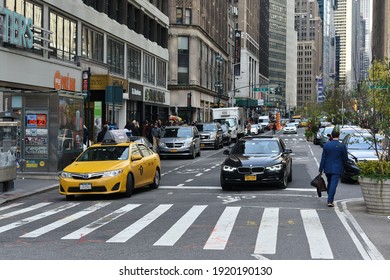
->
[[0, 175, 389, 260]]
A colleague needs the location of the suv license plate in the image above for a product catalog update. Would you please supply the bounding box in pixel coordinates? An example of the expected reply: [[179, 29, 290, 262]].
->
[[80, 183, 92, 190]]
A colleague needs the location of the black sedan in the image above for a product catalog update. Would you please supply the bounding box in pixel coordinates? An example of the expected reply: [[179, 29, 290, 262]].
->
[[220, 136, 293, 190]]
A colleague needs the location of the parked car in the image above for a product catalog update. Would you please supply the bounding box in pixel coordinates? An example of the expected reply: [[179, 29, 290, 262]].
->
[[220, 135, 293, 190], [283, 123, 297, 134], [338, 125, 365, 142], [59, 130, 160, 199], [250, 123, 261, 135], [158, 126, 201, 159], [319, 126, 336, 147], [220, 123, 232, 146], [341, 132, 384, 183], [195, 122, 223, 149]]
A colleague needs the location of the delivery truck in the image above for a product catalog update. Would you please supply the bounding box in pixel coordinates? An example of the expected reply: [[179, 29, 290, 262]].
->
[[212, 107, 245, 142]]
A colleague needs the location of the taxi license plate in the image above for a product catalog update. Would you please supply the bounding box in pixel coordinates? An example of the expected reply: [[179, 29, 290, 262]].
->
[[245, 175, 257, 181], [170, 149, 177, 153], [80, 183, 92, 190]]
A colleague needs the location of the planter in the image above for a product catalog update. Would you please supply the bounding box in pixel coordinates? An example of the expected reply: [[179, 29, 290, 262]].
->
[[358, 177, 390, 215]]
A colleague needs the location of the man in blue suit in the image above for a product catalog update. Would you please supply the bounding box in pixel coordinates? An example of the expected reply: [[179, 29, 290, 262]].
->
[[319, 129, 348, 207]]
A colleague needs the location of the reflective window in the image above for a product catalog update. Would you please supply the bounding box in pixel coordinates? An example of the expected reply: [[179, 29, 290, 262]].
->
[[107, 37, 124, 75], [82, 25, 104, 62], [49, 11, 77, 61]]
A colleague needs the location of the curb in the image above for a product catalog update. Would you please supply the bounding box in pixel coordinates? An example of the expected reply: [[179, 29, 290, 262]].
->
[[0, 183, 58, 205]]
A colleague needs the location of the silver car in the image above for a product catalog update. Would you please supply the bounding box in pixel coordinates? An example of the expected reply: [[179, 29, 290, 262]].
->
[[158, 126, 201, 159]]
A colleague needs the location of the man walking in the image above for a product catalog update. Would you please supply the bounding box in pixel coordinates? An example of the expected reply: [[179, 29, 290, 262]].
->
[[319, 129, 348, 207]]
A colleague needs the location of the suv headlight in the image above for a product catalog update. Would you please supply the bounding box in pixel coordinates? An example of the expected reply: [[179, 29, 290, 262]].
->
[[60, 171, 72, 178], [159, 142, 167, 148], [266, 164, 283, 171], [222, 165, 237, 172], [102, 169, 123, 177]]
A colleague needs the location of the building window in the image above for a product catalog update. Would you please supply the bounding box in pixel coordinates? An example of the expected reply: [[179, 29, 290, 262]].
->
[[157, 59, 167, 88], [143, 53, 155, 85], [81, 25, 103, 62], [178, 36, 189, 85], [176, 8, 191, 24], [107, 37, 124, 75], [49, 11, 77, 61], [127, 46, 141, 81]]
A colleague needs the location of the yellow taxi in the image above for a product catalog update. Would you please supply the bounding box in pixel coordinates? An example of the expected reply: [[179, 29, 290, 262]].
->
[[59, 130, 161, 199]]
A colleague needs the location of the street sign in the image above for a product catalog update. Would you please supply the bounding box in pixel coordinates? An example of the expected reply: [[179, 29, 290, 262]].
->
[[369, 84, 388, 90], [253, 87, 268, 92]]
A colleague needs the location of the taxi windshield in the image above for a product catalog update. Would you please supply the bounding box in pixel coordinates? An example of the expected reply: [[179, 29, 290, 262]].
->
[[77, 146, 129, 161]]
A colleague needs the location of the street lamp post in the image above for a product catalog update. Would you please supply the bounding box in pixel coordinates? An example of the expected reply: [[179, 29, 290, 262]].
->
[[216, 53, 223, 108]]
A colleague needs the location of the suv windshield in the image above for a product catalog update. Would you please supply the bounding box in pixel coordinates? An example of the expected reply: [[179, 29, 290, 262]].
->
[[162, 127, 193, 138]]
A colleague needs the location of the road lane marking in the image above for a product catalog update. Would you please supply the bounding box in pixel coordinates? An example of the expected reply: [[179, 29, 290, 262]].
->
[[0, 203, 24, 213], [107, 204, 172, 243], [0, 202, 52, 221], [154, 205, 207, 246], [0, 203, 78, 234], [301, 209, 333, 259], [185, 179, 193, 183], [62, 204, 140, 240], [195, 173, 203, 176], [21, 202, 111, 238], [254, 208, 279, 254], [204, 206, 240, 250]]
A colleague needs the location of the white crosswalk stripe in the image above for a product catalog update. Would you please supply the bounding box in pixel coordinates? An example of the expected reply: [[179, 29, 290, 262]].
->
[[62, 204, 140, 240], [106, 204, 173, 243], [0, 202, 52, 220], [21, 202, 111, 238], [154, 205, 207, 246], [254, 207, 279, 254], [0, 203, 78, 234], [0, 203, 24, 213], [301, 209, 333, 259], [0, 203, 340, 259], [204, 206, 240, 250]]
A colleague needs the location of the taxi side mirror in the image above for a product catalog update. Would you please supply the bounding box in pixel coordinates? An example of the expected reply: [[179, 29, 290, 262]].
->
[[132, 154, 143, 161]]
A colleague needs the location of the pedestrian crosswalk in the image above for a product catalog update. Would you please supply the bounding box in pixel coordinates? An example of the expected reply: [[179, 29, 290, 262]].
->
[[0, 202, 340, 259]]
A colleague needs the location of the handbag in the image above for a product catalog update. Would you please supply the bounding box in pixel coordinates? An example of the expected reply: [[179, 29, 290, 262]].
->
[[311, 173, 327, 197]]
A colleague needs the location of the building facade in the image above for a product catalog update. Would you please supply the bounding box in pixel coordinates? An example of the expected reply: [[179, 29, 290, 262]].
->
[[0, 0, 169, 172], [295, 0, 322, 109], [371, 0, 390, 61], [167, 0, 230, 123]]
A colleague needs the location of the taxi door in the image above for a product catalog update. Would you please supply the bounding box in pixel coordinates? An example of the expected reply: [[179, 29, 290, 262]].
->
[[138, 144, 157, 184], [130, 144, 147, 188]]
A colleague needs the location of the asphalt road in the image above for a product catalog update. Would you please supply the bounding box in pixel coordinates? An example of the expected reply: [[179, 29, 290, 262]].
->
[[0, 128, 379, 260]]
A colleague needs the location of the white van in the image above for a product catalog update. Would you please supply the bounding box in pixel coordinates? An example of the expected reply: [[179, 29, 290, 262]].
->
[[258, 116, 270, 130]]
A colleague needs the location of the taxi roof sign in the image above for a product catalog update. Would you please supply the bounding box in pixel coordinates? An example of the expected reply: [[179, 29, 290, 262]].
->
[[102, 130, 128, 144]]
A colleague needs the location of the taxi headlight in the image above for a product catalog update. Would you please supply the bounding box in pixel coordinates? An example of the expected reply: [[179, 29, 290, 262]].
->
[[266, 164, 283, 171], [102, 169, 123, 177], [60, 171, 72, 178], [222, 165, 237, 172]]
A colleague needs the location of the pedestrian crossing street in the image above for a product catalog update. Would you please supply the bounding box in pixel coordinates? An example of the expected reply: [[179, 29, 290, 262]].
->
[[0, 201, 343, 259]]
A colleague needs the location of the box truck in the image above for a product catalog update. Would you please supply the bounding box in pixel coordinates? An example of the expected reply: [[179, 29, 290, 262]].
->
[[212, 107, 245, 141]]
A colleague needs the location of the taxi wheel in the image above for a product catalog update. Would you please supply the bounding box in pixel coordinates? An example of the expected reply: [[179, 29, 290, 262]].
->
[[124, 173, 134, 197], [150, 168, 160, 189]]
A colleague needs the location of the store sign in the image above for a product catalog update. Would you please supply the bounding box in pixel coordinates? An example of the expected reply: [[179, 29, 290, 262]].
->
[[0, 6, 33, 48], [144, 88, 166, 104], [54, 70, 76, 91]]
